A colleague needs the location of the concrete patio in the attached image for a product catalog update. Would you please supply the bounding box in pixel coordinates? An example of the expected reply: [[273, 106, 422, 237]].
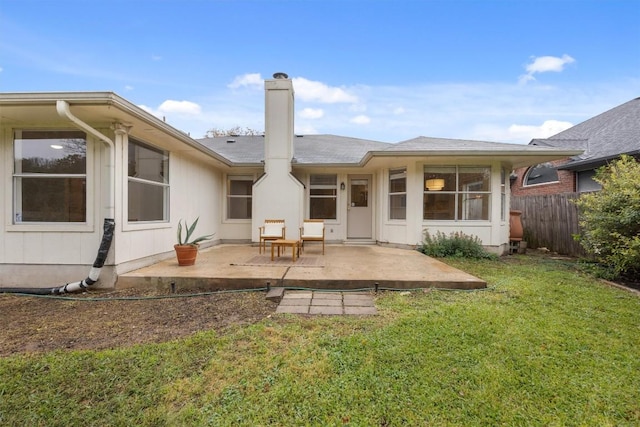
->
[[117, 244, 486, 293]]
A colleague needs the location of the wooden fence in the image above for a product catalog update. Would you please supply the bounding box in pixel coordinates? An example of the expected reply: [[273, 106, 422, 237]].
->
[[511, 193, 586, 257]]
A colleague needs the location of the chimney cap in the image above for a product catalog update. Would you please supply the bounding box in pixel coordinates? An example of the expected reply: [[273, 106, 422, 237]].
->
[[272, 72, 289, 79]]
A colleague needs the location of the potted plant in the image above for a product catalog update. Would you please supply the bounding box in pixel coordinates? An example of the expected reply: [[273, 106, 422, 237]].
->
[[174, 217, 214, 266]]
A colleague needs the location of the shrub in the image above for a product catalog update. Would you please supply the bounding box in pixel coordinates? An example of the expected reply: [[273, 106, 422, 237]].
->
[[418, 230, 497, 260], [573, 155, 640, 279]]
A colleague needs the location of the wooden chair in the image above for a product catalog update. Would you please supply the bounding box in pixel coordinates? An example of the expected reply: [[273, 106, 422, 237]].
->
[[259, 219, 286, 254], [299, 219, 325, 255]]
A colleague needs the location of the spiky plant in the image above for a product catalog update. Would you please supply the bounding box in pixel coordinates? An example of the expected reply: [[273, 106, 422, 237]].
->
[[176, 217, 214, 246]]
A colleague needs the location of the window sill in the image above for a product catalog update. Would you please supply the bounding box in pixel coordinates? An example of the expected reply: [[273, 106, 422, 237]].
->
[[122, 221, 172, 232], [6, 223, 94, 233], [222, 218, 252, 224]]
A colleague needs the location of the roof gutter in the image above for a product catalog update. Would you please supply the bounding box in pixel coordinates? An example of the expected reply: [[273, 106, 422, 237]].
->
[[56, 100, 115, 219], [360, 149, 584, 167], [558, 150, 640, 171]]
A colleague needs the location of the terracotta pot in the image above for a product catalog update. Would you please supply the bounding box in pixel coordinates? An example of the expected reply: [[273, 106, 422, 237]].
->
[[174, 244, 199, 266], [509, 210, 524, 240]]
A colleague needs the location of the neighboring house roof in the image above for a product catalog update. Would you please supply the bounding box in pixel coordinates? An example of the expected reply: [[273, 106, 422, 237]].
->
[[530, 97, 640, 171]]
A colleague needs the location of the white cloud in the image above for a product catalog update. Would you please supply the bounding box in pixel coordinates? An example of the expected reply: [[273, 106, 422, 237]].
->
[[124, 85, 134, 91], [350, 114, 371, 125], [151, 55, 162, 61], [158, 100, 202, 115], [140, 74, 639, 143], [299, 108, 324, 119], [292, 77, 358, 103], [508, 120, 574, 140], [228, 73, 263, 89], [138, 100, 202, 124], [519, 54, 575, 84]]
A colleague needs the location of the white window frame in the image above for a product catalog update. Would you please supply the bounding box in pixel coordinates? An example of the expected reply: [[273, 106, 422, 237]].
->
[[8, 129, 94, 232], [226, 175, 254, 221], [124, 137, 170, 229], [423, 165, 491, 222], [309, 174, 337, 220], [388, 168, 407, 221]]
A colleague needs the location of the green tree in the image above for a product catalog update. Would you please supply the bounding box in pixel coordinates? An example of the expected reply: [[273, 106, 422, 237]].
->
[[574, 155, 640, 279], [205, 126, 263, 138]]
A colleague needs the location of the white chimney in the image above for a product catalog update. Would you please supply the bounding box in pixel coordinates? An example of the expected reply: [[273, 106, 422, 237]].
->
[[251, 72, 304, 242], [264, 72, 294, 173]]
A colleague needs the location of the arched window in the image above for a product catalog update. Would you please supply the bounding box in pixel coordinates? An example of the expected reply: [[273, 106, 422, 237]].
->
[[524, 163, 558, 186]]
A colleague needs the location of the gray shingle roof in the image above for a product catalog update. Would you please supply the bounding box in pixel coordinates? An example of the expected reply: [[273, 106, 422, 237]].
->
[[197, 135, 265, 164], [197, 133, 581, 168], [197, 134, 391, 165], [294, 134, 390, 164], [531, 97, 640, 169], [386, 136, 544, 152]]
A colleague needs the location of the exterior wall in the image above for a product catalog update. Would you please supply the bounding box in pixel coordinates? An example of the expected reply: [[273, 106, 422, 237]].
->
[[376, 161, 510, 253], [1, 125, 115, 287], [290, 170, 356, 242], [511, 159, 576, 196], [114, 140, 222, 272], [220, 168, 263, 242], [0, 120, 224, 288]]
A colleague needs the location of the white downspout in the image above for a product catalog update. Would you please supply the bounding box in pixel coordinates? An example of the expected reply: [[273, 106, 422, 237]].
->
[[56, 100, 115, 219], [53, 100, 116, 293], [1, 101, 118, 294]]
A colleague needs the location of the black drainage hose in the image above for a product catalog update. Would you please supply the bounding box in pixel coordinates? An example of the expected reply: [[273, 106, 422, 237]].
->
[[0, 218, 116, 295]]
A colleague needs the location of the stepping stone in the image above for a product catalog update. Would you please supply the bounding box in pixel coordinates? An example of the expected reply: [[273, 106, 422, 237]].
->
[[313, 292, 343, 300], [311, 298, 342, 306], [276, 305, 310, 314], [266, 287, 285, 302], [309, 306, 343, 315], [278, 298, 311, 306], [283, 291, 313, 299]]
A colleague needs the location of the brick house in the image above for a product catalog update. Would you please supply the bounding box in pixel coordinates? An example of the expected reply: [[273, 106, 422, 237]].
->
[[511, 97, 640, 196]]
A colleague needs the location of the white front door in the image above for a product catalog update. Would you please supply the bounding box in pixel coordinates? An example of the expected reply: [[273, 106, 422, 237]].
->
[[347, 175, 372, 239]]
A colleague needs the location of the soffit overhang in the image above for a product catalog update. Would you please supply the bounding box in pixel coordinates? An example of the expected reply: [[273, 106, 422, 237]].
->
[[0, 92, 231, 168]]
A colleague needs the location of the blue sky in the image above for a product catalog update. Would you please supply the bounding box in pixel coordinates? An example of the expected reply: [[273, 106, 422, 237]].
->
[[1, 0, 639, 143]]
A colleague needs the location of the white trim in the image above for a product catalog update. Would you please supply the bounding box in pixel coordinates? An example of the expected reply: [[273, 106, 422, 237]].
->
[[6, 128, 95, 232], [224, 174, 255, 222], [122, 137, 170, 230]]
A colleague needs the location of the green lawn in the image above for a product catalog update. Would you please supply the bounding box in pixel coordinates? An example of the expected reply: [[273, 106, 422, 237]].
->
[[2, 255, 639, 426]]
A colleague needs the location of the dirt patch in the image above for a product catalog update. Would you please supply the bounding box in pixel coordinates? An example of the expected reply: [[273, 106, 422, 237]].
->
[[0, 288, 277, 357]]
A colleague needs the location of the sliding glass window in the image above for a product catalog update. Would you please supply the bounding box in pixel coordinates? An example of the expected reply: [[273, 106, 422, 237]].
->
[[13, 130, 87, 223], [128, 138, 169, 222], [423, 166, 491, 221]]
